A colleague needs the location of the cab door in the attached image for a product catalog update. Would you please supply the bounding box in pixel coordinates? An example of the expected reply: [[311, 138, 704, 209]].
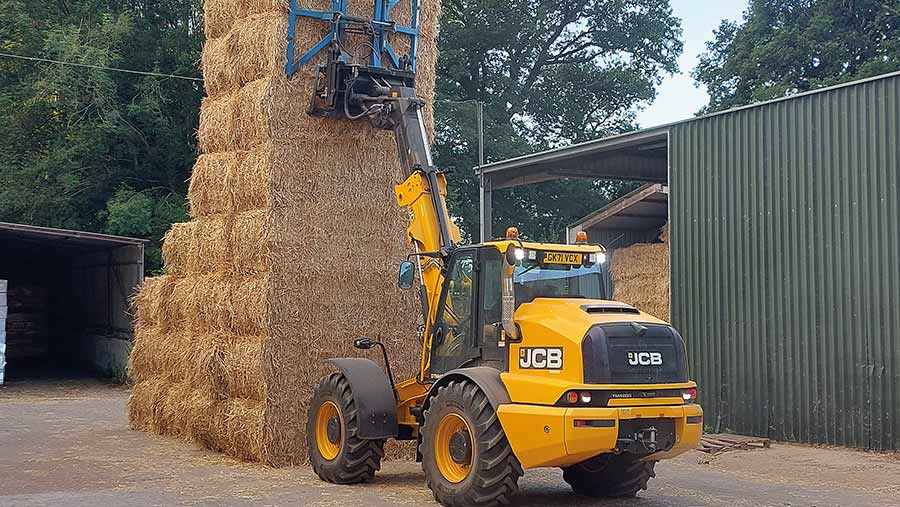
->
[[429, 250, 479, 375], [476, 246, 508, 369]]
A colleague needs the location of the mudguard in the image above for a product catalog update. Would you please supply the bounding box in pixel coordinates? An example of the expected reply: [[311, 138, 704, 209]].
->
[[325, 358, 398, 440], [423, 366, 512, 413]]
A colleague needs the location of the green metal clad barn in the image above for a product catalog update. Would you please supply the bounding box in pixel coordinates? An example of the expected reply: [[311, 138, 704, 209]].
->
[[476, 71, 900, 450]]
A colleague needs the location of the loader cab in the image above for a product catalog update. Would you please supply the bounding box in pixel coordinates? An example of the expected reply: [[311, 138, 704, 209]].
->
[[427, 246, 495, 375], [425, 242, 610, 376]]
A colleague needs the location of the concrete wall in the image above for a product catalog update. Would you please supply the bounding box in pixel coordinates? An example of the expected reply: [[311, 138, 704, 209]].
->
[[79, 335, 133, 381]]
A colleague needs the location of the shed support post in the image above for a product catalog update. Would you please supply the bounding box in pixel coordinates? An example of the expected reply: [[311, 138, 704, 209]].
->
[[479, 173, 493, 242]]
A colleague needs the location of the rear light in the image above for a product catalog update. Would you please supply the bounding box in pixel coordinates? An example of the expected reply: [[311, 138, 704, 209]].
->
[[682, 388, 698, 402], [574, 420, 588, 428], [562, 391, 598, 405]]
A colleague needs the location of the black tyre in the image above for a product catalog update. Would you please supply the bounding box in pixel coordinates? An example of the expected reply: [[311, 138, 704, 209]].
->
[[420, 380, 523, 507], [306, 372, 385, 484], [562, 455, 657, 498]]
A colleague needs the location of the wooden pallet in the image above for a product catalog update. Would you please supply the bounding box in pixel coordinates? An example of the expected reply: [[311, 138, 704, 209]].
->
[[699, 433, 772, 455]]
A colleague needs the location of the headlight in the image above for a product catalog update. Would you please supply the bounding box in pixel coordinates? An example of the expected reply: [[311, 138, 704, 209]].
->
[[514, 248, 525, 261], [590, 252, 608, 264]]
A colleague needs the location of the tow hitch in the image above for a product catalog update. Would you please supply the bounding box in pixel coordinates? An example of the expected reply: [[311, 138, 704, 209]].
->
[[617, 426, 658, 454], [616, 419, 676, 456]]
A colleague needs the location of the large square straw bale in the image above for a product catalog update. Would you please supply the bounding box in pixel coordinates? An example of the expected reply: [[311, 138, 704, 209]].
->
[[130, 0, 441, 465], [609, 225, 671, 322]]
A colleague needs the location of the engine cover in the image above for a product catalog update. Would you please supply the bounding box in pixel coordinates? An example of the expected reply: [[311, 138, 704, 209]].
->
[[581, 323, 689, 385]]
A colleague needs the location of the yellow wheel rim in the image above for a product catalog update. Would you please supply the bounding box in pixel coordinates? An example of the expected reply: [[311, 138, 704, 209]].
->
[[434, 413, 473, 484], [315, 401, 342, 461]]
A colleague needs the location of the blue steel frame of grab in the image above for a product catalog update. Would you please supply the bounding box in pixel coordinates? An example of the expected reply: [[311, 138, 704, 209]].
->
[[285, 0, 421, 79]]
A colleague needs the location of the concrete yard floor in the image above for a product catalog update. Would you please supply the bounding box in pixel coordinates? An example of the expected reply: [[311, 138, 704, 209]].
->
[[2, 380, 899, 507]]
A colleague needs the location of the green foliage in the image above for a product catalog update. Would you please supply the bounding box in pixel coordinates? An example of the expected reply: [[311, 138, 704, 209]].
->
[[0, 1, 202, 272], [103, 187, 188, 273], [693, 0, 900, 112], [1, 0, 680, 264], [433, 0, 682, 241]]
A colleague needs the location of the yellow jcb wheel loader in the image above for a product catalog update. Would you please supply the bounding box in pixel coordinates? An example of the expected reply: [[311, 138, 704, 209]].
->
[[288, 3, 703, 506]]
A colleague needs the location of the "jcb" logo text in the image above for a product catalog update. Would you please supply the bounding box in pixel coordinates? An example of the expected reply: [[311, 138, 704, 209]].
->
[[627, 351, 663, 366], [519, 348, 563, 370]]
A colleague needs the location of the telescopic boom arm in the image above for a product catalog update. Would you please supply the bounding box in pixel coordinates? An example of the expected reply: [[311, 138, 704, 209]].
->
[[363, 86, 457, 257], [308, 59, 457, 259]]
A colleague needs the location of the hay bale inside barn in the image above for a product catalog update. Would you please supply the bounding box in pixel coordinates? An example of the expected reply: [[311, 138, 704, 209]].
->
[[567, 184, 671, 322], [127, 0, 441, 466], [609, 229, 670, 322]]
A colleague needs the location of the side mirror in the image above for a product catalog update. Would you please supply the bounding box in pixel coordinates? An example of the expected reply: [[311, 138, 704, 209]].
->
[[398, 261, 415, 290], [432, 322, 446, 346], [354, 337, 376, 350]]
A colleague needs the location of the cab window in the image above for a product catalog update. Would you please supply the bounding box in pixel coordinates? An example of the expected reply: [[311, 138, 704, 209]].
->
[[514, 256, 607, 307]]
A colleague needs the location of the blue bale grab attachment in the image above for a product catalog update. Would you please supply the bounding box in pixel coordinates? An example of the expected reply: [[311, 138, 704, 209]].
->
[[285, 0, 421, 80]]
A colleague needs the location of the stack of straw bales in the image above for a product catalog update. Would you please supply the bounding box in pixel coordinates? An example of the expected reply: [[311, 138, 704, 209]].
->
[[128, 0, 441, 465], [610, 224, 670, 322]]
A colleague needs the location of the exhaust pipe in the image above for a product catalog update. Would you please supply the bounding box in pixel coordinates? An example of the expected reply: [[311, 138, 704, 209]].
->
[[501, 250, 520, 341]]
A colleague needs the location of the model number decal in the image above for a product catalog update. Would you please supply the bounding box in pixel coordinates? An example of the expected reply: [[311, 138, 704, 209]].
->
[[627, 351, 663, 366], [519, 348, 563, 369]]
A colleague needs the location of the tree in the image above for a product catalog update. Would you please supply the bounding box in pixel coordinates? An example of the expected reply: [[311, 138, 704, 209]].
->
[[1, 0, 680, 263], [434, 0, 683, 242], [103, 187, 188, 272], [693, 0, 900, 113], [0, 1, 201, 272]]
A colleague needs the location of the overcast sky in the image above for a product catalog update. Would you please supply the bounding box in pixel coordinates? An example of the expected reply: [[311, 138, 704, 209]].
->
[[635, 0, 749, 127]]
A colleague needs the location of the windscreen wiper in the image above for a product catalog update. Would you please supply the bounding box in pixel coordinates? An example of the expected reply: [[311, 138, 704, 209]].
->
[[514, 264, 539, 280]]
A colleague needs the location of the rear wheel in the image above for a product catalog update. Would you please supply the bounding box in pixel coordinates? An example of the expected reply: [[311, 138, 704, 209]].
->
[[306, 372, 385, 484], [421, 380, 522, 507], [562, 455, 657, 498]]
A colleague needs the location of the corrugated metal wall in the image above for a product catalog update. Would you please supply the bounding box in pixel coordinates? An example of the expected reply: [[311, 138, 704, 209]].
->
[[670, 74, 900, 450]]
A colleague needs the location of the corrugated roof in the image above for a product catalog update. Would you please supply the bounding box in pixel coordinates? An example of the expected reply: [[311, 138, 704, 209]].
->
[[569, 183, 668, 231], [0, 222, 147, 249], [475, 70, 900, 183], [476, 126, 668, 179]]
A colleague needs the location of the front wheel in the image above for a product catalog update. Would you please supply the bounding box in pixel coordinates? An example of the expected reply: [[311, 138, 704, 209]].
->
[[306, 372, 385, 484], [562, 455, 657, 498], [420, 380, 523, 507]]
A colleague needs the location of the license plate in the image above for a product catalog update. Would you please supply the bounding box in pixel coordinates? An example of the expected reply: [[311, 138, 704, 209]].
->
[[543, 252, 583, 265]]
